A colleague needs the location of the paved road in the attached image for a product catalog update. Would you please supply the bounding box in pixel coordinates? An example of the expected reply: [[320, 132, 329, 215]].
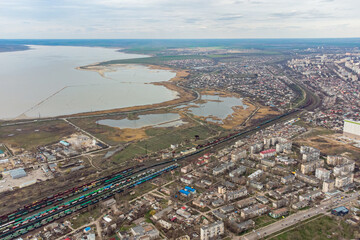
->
[[241, 191, 359, 240]]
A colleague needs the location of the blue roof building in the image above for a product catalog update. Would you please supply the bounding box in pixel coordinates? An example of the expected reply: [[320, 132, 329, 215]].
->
[[179, 189, 190, 196], [185, 186, 196, 193], [331, 206, 349, 216]]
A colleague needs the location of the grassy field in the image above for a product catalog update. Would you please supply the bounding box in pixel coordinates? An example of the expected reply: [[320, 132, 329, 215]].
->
[[0, 120, 75, 151], [254, 215, 278, 229], [69, 116, 130, 145], [298, 127, 335, 138], [70, 207, 102, 229], [270, 215, 355, 240], [97, 55, 208, 66], [294, 127, 360, 161], [112, 123, 222, 163]]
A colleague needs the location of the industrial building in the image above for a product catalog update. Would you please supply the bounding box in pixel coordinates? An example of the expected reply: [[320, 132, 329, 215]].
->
[[10, 168, 27, 179], [343, 119, 360, 140]]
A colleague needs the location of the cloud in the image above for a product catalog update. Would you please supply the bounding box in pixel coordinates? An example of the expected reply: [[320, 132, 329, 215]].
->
[[217, 14, 244, 21], [270, 10, 334, 20], [0, 0, 359, 38]]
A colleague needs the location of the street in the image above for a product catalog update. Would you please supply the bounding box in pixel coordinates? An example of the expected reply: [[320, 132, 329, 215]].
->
[[241, 191, 359, 240]]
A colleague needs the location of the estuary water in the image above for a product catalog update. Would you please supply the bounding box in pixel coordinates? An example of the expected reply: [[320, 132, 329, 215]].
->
[[97, 113, 185, 129], [189, 95, 248, 123], [0, 45, 177, 119]]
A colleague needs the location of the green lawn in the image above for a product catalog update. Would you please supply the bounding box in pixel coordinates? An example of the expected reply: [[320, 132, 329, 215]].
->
[[270, 215, 355, 240], [254, 215, 278, 229]]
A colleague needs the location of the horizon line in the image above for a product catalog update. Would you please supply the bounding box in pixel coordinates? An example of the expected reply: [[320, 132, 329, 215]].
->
[[1, 37, 360, 40]]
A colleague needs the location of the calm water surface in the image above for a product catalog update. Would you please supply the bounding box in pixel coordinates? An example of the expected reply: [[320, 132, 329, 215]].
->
[[97, 113, 184, 129], [189, 95, 248, 123], [0, 45, 177, 119]]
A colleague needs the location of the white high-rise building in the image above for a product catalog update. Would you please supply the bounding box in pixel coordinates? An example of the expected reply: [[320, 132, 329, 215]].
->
[[343, 119, 360, 140]]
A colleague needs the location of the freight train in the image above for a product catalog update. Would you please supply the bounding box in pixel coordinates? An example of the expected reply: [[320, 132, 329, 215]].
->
[[0, 164, 179, 239], [0, 164, 144, 225]]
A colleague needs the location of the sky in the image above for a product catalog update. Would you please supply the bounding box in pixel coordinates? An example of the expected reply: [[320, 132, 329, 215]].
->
[[0, 0, 359, 39]]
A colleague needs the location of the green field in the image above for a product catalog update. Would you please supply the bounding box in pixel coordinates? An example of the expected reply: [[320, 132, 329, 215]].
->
[[0, 120, 75, 151], [254, 215, 278, 229], [113, 123, 222, 163], [270, 215, 355, 240], [97, 55, 208, 66]]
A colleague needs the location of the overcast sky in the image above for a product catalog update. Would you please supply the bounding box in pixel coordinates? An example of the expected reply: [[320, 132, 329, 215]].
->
[[0, 0, 359, 39]]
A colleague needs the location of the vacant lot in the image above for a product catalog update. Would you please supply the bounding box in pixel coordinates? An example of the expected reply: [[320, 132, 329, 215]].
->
[[70, 207, 102, 229], [295, 130, 360, 161], [112, 123, 222, 164], [0, 120, 75, 152], [271, 215, 355, 240]]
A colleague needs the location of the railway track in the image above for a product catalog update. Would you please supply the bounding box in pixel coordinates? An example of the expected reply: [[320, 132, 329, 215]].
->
[[0, 164, 145, 225], [0, 164, 179, 239]]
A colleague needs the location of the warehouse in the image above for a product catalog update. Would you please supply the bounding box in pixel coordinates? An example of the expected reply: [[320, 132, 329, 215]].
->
[[10, 168, 27, 179]]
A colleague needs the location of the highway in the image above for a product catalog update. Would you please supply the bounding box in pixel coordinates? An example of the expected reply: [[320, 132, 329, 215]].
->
[[241, 192, 359, 240]]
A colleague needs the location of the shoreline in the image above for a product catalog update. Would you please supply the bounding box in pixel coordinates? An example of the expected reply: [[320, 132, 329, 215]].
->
[[62, 64, 194, 118]]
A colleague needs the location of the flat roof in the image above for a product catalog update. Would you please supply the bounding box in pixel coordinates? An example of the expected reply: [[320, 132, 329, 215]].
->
[[333, 206, 349, 212], [179, 189, 190, 195]]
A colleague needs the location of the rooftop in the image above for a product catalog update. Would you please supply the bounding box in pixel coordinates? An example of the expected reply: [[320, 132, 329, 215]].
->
[[260, 149, 276, 154]]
